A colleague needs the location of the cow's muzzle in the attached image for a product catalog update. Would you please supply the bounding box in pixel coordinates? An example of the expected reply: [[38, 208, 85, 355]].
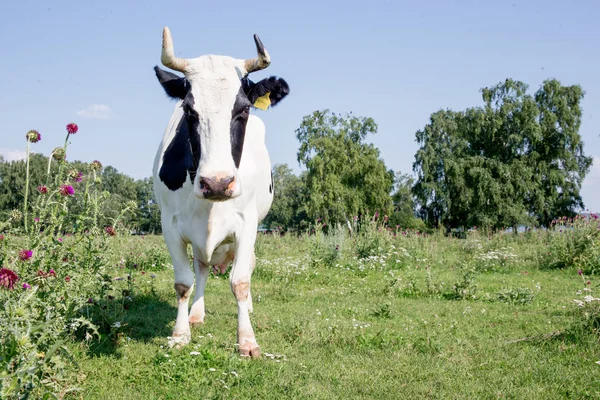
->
[[199, 176, 236, 201]]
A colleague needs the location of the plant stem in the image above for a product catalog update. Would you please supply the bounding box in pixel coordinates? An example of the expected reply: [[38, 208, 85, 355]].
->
[[24, 139, 31, 233], [46, 153, 53, 186]]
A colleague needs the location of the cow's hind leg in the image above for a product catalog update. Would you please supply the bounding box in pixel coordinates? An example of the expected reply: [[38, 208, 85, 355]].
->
[[164, 231, 195, 348], [189, 246, 209, 325], [230, 217, 260, 359]]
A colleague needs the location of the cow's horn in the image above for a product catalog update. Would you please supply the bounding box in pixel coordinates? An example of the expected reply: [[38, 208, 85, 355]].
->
[[161, 26, 188, 72], [244, 34, 271, 74]]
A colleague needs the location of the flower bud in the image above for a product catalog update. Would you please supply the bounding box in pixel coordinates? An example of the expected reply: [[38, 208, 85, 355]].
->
[[26, 130, 41, 143], [52, 147, 66, 161]]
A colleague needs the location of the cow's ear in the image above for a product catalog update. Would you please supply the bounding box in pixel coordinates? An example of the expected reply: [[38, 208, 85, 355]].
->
[[154, 66, 190, 100], [246, 76, 289, 110]]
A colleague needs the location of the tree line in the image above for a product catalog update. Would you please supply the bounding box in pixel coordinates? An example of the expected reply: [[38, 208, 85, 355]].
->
[[1, 77, 592, 234]]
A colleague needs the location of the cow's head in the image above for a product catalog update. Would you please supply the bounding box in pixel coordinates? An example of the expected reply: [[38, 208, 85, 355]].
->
[[154, 26, 289, 200]]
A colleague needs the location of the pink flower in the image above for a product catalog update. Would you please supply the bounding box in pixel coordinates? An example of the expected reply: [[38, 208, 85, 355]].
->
[[26, 129, 41, 143], [19, 249, 33, 261], [105, 226, 116, 236], [66, 123, 79, 135], [22, 283, 31, 290], [65, 276, 71, 282], [578, 269, 583, 276], [0, 235, 4, 241], [59, 184, 75, 196], [37, 185, 48, 194], [0, 268, 19, 290]]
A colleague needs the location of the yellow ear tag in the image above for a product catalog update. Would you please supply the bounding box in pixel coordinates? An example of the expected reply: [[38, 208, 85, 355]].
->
[[254, 92, 271, 110]]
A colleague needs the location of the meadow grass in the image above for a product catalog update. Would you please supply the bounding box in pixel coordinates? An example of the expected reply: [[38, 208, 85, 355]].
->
[[68, 232, 600, 400], [4, 125, 599, 399]]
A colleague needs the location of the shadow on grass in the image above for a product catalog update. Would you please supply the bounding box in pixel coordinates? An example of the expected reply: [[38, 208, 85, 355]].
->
[[84, 293, 177, 358]]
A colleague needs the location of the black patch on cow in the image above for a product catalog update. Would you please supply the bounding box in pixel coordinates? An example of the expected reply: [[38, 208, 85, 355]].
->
[[159, 91, 200, 190], [230, 87, 252, 168], [242, 76, 290, 108], [154, 66, 190, 100], [269, 171, 273, 194]]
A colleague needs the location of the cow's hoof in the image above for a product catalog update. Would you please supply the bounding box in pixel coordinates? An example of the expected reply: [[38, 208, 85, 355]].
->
[[189, 315, 204, 326], [168, 332, 190, 349], [239, 341, 261, 359]]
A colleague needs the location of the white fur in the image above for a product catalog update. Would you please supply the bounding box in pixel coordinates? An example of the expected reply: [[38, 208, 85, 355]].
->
[[153, 55, 274, 353]]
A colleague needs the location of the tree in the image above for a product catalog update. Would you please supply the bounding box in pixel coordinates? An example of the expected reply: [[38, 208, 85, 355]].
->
[[413, 78, 592, 231], [0, 153, 58, 221], [261, 163, 307, 231], [135, 177, 162, 234], [296, 109, 394, 225], [388, 171, 424, 230]]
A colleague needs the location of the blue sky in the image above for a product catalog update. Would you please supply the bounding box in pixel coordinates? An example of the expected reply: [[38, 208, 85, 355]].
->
[[1, 0, 599, 211]]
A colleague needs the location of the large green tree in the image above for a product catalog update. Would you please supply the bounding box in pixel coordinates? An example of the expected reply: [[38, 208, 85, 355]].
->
[[295, 109, 394, 225], [261, 163, 308, 231], [388, 171, 425, 230], [413, 78, 592, 230]]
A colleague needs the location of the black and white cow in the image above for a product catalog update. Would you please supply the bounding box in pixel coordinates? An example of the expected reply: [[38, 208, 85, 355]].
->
[[152, 27, 289, 358]]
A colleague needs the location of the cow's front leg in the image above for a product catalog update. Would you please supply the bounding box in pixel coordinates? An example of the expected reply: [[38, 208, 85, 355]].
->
[[189, 246, 209, 325], [165, 232, 195, 348], [230, 222, 260, 359], [247, 252, 255, 314]]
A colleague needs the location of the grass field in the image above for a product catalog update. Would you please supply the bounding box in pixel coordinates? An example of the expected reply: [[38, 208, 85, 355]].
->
[[63, 229, 600, 399]]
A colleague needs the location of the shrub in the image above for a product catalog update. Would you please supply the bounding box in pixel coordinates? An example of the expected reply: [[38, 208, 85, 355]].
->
[[541, 215, 600, 274], [307, 221, 344, 268], [352, 213, 392, 259], [497, 287, 535, 305]]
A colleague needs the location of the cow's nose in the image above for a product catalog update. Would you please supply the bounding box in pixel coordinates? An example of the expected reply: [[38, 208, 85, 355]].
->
[[199, 176, 236, 200]]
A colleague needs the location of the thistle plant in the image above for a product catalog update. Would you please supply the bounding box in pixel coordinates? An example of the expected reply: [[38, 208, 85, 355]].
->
[[23, 129, 41, 233], [0, 121, 140, 399]]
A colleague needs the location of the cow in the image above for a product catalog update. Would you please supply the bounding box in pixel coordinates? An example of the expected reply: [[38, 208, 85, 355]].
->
[[152, 26, 289, 358]]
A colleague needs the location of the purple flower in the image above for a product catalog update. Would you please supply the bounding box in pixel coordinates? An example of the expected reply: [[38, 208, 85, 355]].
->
[[19, 249, 33, 261], [59, 185, 75, 196], [0, 268, 19, 290], [22, 283, 31, 290], [66, 123, 79, 135], [69, 170, 83, 182]]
